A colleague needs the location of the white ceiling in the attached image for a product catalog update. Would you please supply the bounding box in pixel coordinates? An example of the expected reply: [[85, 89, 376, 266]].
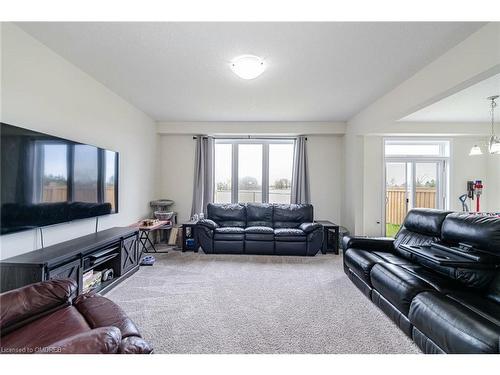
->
[[401, 73, 500, 122], [17, 22, 485, 122]]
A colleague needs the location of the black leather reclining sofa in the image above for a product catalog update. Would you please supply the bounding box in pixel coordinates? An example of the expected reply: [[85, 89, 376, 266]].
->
[[197, 203, 323, 256], [343, 209, 500, 354]]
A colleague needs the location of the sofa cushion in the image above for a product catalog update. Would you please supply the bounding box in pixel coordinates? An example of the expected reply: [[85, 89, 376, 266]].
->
[[409, 291, 500, 353], [0, 278, 77, 335], [372, 251, 413, 265], [344, 249, 412, 286], [214, 227, 245, 241], [393, 209, 451, 260], [397, 264, 458, 294], [441, 213, 500, 255], [207, 203, 246, 227], [344, 248, 384, 285], [0, 306, 90, 352], [445, 291, 500, 326], [401, 209, 451, 237], [245, 226, 274, 241], [246, 203, 273, 228], [273, 204, 313, 228], [370, 263, 435, 315], [274, 228, 306, 242]]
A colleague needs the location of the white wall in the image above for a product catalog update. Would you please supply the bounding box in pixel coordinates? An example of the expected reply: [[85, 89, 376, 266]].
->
[[450, 137, 491, 212], [306, 135, 344, 224], [157, 135, 195, 223], [0, 23, 158, 259], [341, 133, 364, 235], [486, 152, 500, 212], [362, 136, 383, 236], [157, 132, 344, 225], [157, 122, 346, 135]]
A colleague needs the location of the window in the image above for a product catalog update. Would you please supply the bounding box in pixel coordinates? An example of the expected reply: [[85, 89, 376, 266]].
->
[[383, 139, 450, 237], [385, 140, 450, 157], [238, 144, 263, 203], [41, 144, 68, 203], [104, 150, 117, 211], [74, 144, 98, 203], [214, 143, 232, 203], [214, 139, 295, 204], [269, 143, 294, 203]]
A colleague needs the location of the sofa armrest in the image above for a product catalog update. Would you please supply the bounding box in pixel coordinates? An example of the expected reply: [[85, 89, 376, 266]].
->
[[197, 219, 219, 230], [74, 294, 142, 338], [119, 335, 154, 354], [0, 278, 77, 334], [41, 327, 121, 354], [299, 222, 322, 234], [342, 236, 395, 252]]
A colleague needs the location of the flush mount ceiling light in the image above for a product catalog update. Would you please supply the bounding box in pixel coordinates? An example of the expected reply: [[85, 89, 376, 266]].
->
[[469, 95, 500, 156], [230, 55, 265, 80]]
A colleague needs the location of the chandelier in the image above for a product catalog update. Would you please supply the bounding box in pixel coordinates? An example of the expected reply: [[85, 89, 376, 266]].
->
[[469, 95, 500, 155]]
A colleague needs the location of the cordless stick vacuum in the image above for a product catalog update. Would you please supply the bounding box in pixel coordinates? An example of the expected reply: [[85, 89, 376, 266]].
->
[[474, 180, 483, 212], [460, 180, 484, 212]]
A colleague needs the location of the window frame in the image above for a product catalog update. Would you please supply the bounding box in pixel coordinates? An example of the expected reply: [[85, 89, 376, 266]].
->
[[214, 138, 295, 204], [382, 137, 451, 236]]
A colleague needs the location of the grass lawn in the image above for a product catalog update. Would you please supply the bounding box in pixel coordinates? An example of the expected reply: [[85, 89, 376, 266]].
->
[[385, 223, 401, 238]]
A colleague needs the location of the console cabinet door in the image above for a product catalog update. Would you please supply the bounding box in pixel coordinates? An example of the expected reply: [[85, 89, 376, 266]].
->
[[121, 235, 140, 274], [47, 259, 82, 294]]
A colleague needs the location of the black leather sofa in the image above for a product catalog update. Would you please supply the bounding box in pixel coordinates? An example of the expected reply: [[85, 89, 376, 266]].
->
[[343, 208, 500, 354], [197, 203, 323, 256]]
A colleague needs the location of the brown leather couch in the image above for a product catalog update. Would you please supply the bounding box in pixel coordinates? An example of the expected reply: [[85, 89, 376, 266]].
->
[[0, 279, 153, 354]]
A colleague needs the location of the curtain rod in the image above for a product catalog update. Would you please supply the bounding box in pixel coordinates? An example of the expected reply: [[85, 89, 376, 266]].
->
[[192, 136, 307, 140]]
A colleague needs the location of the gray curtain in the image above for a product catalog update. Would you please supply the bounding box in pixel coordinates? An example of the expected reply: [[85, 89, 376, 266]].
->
[[291, 136, 310, 204], [191, 136, 214, 217]]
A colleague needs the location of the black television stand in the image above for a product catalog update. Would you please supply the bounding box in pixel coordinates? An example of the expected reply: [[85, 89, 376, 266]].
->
[[0, 227, 141, 294]]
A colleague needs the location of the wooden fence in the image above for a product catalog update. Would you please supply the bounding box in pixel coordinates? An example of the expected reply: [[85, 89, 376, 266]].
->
[[42, 185, 115, 210], [386, 187, 436, 225]]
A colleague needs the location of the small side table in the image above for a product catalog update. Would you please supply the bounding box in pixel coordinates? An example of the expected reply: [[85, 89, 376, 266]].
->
[[130, 220, 171, 254], [181, 221, 199, 252], [315, 220, 340, 254]]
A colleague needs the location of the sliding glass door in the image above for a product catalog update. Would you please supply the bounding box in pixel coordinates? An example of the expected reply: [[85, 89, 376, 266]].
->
[[385, 162, 412, 237], [385, 160, 446, 237]]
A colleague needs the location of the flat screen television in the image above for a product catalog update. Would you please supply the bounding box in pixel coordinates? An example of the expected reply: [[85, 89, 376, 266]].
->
[[1, 123, 119, 235]]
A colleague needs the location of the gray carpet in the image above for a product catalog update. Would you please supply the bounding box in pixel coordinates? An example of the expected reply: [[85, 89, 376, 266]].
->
[[106, 249, 420, 354]]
